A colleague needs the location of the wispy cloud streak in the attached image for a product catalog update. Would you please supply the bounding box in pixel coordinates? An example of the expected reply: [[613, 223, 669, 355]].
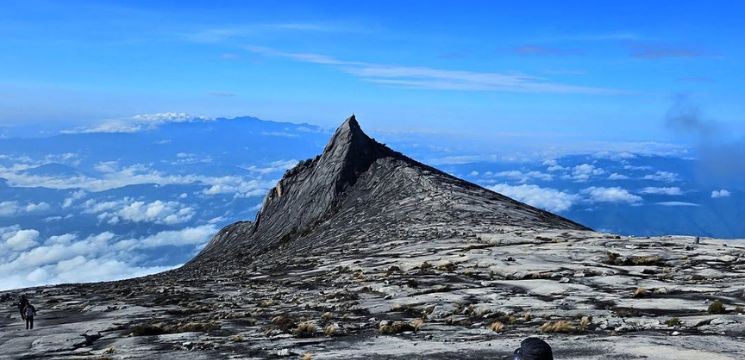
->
[[244, 46, 622, 95]]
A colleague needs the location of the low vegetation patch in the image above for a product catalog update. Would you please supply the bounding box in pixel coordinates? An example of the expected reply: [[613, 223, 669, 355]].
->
[[271, 315, 297, 332], [708, 300, 726, 314], [378, 320, 416, 334], [324, 324, 338, 337], [540, 320, 575, 333], [411, 318, 425, 332], [488, 321, 505, 333], [665, 317, 682, 327], [633, 287, 647, 298], [130, 321, 220, 336], [294, 321, 318, 338]]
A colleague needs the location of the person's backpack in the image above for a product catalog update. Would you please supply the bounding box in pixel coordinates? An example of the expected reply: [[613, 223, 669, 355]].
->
[[25, 305, 35, 318]]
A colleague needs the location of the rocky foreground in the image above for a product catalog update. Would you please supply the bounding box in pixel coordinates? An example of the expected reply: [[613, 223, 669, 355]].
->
[[3, 117, 745, 359], [2, 227, 745, 359]]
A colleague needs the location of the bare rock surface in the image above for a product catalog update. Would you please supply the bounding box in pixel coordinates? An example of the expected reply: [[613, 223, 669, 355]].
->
[[2, 117, 745, 359]]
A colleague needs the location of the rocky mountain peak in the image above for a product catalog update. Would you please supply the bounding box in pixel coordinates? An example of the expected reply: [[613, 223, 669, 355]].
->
[[189, 116, 588, 266]]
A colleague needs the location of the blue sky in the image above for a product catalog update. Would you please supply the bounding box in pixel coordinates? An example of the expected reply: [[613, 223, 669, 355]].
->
[[1, 1, 744, 145]]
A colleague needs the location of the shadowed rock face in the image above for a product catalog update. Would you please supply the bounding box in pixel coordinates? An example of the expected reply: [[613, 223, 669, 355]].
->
[[189, 116, 587, 268]]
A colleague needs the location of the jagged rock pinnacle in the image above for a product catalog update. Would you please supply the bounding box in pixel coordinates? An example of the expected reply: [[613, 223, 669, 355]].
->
[[189, 116, 588, 266]]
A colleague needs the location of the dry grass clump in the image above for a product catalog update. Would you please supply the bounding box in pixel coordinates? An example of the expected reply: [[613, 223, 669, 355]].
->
[[293, 321, 318, 338], [628, 255, 661, 266], [708, 300, 726, 314], [540, 320, 575, 333], [633, 287, 648, 298], [735, 305, 744, 314], [378, 320, 416, 334], [411, 318, 425, 332], [302, 353, 313, 360], [258, 299, 275, 307], [488, 321, 505, 333], [103, 347, 115, 354], [271, 315, 297, 332], [321, 312, 334, 321], [229, 335, 244, 342], [437, 261, 456, 272], [324, 324, 338, 336], [606, 252, 661, 266], [579, 316, 592, 331], [523, 312, 532, 322]]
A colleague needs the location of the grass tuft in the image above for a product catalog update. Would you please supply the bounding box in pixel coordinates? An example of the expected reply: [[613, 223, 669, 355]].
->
[[540, 320, 575, 333]]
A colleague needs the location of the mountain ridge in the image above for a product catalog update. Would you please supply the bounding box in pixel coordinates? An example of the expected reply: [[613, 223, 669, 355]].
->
[[188, 115, 588, 268]]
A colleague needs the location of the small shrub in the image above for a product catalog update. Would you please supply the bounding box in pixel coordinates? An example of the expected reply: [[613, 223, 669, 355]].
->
[[488, 321, 504, 333], [708, 300, 726, 314], [540, 320, 575, 333], [665, 317, 682, 327], [294, 321, 318, 338], [103, 347, 115, 354], [579, 316, 592, 330], [322, 312, 334, 321], [302, 353, 313, 360]]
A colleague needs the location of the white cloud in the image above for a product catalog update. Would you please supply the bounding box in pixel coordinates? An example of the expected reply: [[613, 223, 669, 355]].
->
[[711, 189, 731, 198], [640, 187, 683, 196], [25, 202, 50, 212], [643, 171, 679, 182], [62, 112, 214, 134], [84, 198, 195, 225], [0, 162, 277, 195], [0, 201, 51, 216], [493, 170, 553, 183], [608, 173, 629, 180], [569, 164, 605, 182], [490, 183, 578, 212], [2, 228, 40, 250], [543, 159, 565, 172], [656, 201, 700, 207], [62, 190, 87, 208], [172, 153, 213, 165], [240, 159, 298, 175], [582, 186, 642, 204], [134, 225, 218, 249], [0, 224, 218, 291], [94, 161, 119, 173]]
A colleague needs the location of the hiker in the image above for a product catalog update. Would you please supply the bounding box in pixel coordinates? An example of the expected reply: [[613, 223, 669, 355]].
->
[[18, 295, 29, 321], [513, 337, 553, 360], [24, 303, 36, 330]]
